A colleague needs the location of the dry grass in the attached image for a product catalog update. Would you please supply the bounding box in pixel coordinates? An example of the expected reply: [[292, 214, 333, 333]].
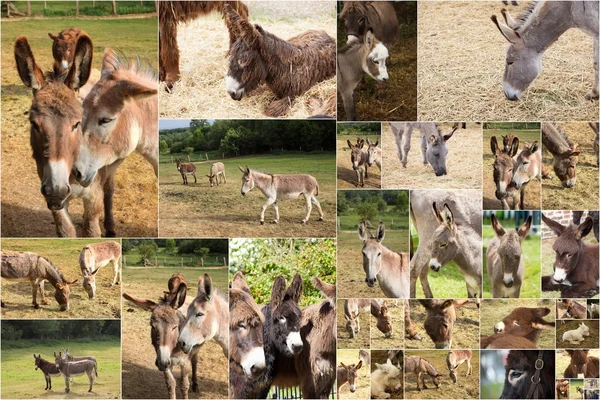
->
[[542, 123, 599, 210], [159, 1, 336, 119], [418, 2, 599, 121], [382, 123, 483, 189], [337, 349, 371, 400], [556, 349, 600, 379], [371, 300, 404, 350], [337, 135, 382, 189], [337, 298, 371, 350], [556, 319, 600, 350]]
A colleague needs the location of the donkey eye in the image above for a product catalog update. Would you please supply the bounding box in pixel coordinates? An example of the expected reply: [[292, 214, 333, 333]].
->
[[196, 312, 205, 318], [71, 121, 80, 131], [238, 322, 247, 329], [172, 325, 178, 331], [440, 243, 448, 248], [372, 59, 379, 65], [99, 118, 114, 126], [507, 61, 514, 66], [278, 317, 286, 324]]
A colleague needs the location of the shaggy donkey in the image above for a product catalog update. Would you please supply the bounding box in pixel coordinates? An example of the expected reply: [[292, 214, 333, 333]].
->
[[224, 4, 336, 117], [541, 123, 579, 188], [371, 359, 403, 398], [499, 350, 555, 399], [48, 28, 83, 73], [562, 322, 590, 345], [491, 2, 599, 100], [564, 350, 599, 378]]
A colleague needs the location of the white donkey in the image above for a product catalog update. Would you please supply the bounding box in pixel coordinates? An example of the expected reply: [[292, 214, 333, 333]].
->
[[79, 241, 122, 299]]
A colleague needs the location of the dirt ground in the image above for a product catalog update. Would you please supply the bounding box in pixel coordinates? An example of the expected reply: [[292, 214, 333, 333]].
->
[[122, 267, 229, 399], [337, 349, 371, 400], [556, 319, 600, 350], [542, 123, 599, 210], [159, 2, 336, 119], [371, 300, 404, 350], [1, 239, 121, 319], [337, 298, 371, 350], [337, 135, 382, 189], [371, 350, 403, 399], [405, 300, 480, 350], [418, 2, 599, 122], [480, 299, 556, 349], [404, 350, 480, 399], [382, 123, 483, 189], [556, 349, 600, 379]]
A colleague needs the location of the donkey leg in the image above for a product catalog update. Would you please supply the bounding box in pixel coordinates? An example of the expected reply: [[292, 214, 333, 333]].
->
[[103, 174, 117, 237], [87, 370, 94, 392], [272, 201, 280, 224], [163, 369, 177, 400], [585, 36, 599, 101], [109, 260, 119, 286], [265, 97, 292, 118], [402, 128, 413, 167], [191, 351, 200, 393], [38, 280, 49, 305], [341, 88, 357, 121], [302, 194, 313, 224], [82, 188, 103, 237], [260, 197, 276, 224], [193, 173, 197, 183], [410, 247, 433, 298], [64, 375, 70, 393], [52, 208, 77, 237], [31, 281, 40, 309], [311, 195, 325, 221], [179, 362, 191, 399], [466, 359, 472, 376], [420, 133, 428, 165]]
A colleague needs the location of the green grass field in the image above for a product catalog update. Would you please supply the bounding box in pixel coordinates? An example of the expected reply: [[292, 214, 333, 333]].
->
[[5, 1, 155, 17], [159, 152, 336, 237], [1, 339, 121, 399], [123, 248, 227, 268]]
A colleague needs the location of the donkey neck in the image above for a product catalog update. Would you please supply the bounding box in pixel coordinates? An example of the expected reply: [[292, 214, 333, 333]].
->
[[40, 258, 64, 288], [251, 170, 274, 195], [423, 360, 438, 377], [519, 2, 574, 53], [338, 41, 368, 86], [452, 225, 482, 267]]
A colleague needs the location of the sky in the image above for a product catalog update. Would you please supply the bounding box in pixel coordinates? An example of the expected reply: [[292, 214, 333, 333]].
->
[[159, 120, 191, 129]]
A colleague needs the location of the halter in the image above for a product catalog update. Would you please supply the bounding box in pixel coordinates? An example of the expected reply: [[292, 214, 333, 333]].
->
[[525, 350, 545, 399]]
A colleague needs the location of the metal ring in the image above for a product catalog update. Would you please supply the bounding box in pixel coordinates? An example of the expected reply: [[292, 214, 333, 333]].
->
[[531, 374, 541, 384], [535, 359, 544, 370]]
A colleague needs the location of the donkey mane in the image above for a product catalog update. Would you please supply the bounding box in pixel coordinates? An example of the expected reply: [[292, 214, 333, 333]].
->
[[515, 1, 543, 31], [102, 50, 158, 83], [40, 256, 67, 284], [423, 358, 439, 376]]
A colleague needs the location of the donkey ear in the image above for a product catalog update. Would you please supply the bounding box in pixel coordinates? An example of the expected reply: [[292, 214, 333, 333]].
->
[[490, 136, 500, 155], [376, 222, 385, 242], [518, 215, 532, 238], [171, 282, 187, 309], [286, 274, 303, 304], [491, 214, 505, 237], [114, 80, 158, 102], [441, 204, 455, 230], [238, 165, 246, 173], [569, 143, 580, 157], [509, 136, 520, 157], [432, 202, 444, 225], [500, 8, 520, 30], [223, 3, 243, 40], [358, 220, 369, 242], [232, 271, 251, 294], [357, 360, 363, 369], [576, 216, 594, 239], [366, 138, 372, 145], [14, 36, 45, 91], [201, 273, 213, 301], [374, 139, 379, 147], [542, 213, 565, 236], [101, 48, 118, 79], [236, 16, 261, 49], [65, 33, 93, 91], [491, 14, 521, 44], [347, 139, 354, 149], [66, 279, 78, 285], [123, 293, 159, 311], [91, 268, 100, 275], [443, 125, 458, 142], [48, 32, 58, 40], [340, 362, 347, 369], [365, 28, 375, 47], [270, 276, 287, 309], [530, 141, 539, 154]]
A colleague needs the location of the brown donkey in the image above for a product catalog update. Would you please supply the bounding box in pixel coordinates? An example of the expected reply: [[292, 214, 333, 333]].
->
[[347, 139, 369, 187], [490, 135, 522, 210], [419, 299, 470, 349], [481, 307, 555, 349], [561, 299, 588, 319], [542, 123, 580, 188], [176, 159, 197, 185], [446, 350, 472, 383], [337, 361, 363, 398], [34, 354, 61, 390], [556, 379, 569, 399], [371, 299, 393, 338], [48, 28, 83, 72], [564, 350, 599, 378]]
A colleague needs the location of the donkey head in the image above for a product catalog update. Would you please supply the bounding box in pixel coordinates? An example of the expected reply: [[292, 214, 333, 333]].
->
[[54, 279, 77, 311], [339, 2, 368, 40], [429, 202, 462, 272], [358, 221, 386, 287], [491, 136, 518, 199], [74, 49, 157, 187], [82, 267, 100, 299], [267, 275, 304, 356], [15, 34, 92, 211], [500, 350, 554, 399], [178, 274, 217, 354], [512, 142, 539, 190], [229, 272, 266, 380], [238, 165, 255, 196], [420, 299, 469, 349], [542, 213, 593, 283], [366, 138, 379, 166], [490, 214, 531, 287], [373, 300, 393, 338], [207, 174, 217, 187], [348, 139, 365, 170], [33, 354, 43, 370], [48, 28, 81, 71], [340, 361, 363, 392], [362, 29, 389, 82], [494, 307, 555, 343], [426, 125, 456, 176], [552, 144, 579, 188], [556, 380, 569, 398], [566, 350, 589, 377], [491, 10, 542, 100]]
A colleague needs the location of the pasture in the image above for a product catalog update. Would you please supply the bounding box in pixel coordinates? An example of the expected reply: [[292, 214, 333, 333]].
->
[[370, 350, 403, 399], [382, 123, 483, 190], [1, 17, 158, 237], [418, 2, 599, 122], [337, 135, 382, 189], [405, 300, 480, 350], [159, 1, 336, 119], [482, 128, 542, 210], [122, 266, 229, 399], [159, 152, 336, 237], [404, 350, 480, 399], [371, 300, 403, 350], [479, 299, 556, 349], [1, 239, 122, 319], [542, 123, 599, 210], [1, 339, 121, 399], [337, 349, 371, 400], [337, 299, 370, 350], [570, 379, 585, 399], [556, 320, 600, 350], [555, 349, 600, 379]]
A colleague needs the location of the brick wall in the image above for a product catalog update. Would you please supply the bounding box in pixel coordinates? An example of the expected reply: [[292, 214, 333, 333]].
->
[[541, 210, 593, 239]]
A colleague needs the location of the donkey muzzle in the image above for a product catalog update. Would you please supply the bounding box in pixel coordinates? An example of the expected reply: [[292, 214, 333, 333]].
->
[[365, 277, 377, 287], [435, 168, 447, 177], [434, 341, 451, 349], [429, 259, 442, 272], [155, 358, 171, 371], [42, 185, 71, 210]]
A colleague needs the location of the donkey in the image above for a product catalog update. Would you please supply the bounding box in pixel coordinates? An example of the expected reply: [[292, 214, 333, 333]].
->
[[366, 138, 382, 170], [541, 213, 600, 298], [405, 356, 442, 391], [391, 122, 458, 176], [562, 322, 590, 345], [79, 241, 121, 299], [588, 302, 600, 319], [419, 299, 470, 349], [224, 4, 336, 117], [347, 139, 369, 187], [371, 359, 403, 398], [164, 273, 186, 302], [542, 122, 580, 188], [15, 34, 117, 237], [339, 1, 399, 47], [34, 354, 61, 390], [556, 379, 570, 399], [48, 28, 83, 73], [486, 213, 532, 298], [405, 300, 423, 341], [229, 272, 266, 399], [338, 29, 389, 121], [207, 162, 226, 187], [446, 350, 472, 383], [238, 165, 324, 224], [562, 299, 588, 319], [54, 352, 98, 393], [482, 307, 555, 349], [358, 220, 410, 298], [371, 299, 393, 338], [590, 122, 599, 166], [359, 350, 371, 378], [499, 350, 555, 399], [62, 348, 97, 365], [490, 135, 522, 210], [337, 361, 363, 398], [344, 298, 370, 338], [565, 350, 600, 378], [1, 250, 77, 311], [176, 159, 197, 185], [73, 49, 159, 189], [572, 210, 600, 242], [512, 141, 544, 194], [491, 2, 599, 101]]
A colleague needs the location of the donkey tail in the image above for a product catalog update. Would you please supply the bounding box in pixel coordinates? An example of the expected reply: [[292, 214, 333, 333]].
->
[[315, 182, 319, 197], [94, 361, 98, 377]]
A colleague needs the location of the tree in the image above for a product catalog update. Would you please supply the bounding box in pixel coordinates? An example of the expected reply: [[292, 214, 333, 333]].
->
[[194, 247, 210, 259], [159, 140, 169, 154], [356, 202, 378, 223], [396, 191, 409, 212], [377, 198, 387, 213], [112, 0, 117, 15], [137, 241, 159, 266], [183, 147, 194, 162], [165, 238, 177, 255]]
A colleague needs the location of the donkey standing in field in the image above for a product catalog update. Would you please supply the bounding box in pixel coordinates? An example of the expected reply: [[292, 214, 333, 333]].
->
[[490, 135, 522, 210], [339, 1, 399, 47], [499, 350, 555, 399], [54, 351, 98, 393], [391, 122, 457, 177], [486, 213, 532, 298], [446, 350, 472, 383], [79, 241, 121, 299], [338, 29, 389, 121], [366, 138, 382, 170], [337, 361, 363, 399], [224, 4, 336, 117], [34, 354, 61, 390], [358, 221, 410, 298], [405, 355, 442, 391], [207, 162, 227, 187], [541, 123, 580, 188], [176, 159, 197, 185], [419, 299, 471, 349], [238, 165, 324, 224], [48, 28, 83, 73], [1, 250, 78, 311], [347, 139, 369, 187], [491, 2, 599, 101]]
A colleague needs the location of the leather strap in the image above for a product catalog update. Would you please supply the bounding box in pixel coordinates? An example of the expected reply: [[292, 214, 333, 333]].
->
[[526, 350, 545, 399]]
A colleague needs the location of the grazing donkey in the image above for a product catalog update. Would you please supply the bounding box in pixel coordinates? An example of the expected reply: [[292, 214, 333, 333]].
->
[[556, 379, 570, 399], [358, 221, 410, 298], [486, 214, 532, 298], [499, 350, 555, 399], [490, 135, 522, 210], [419, 299, 470, 349], [207, 162, 227, 187], [1, 250, 77, 311], [562, 322, 590, 345], [366, 138, 382, 170], [337, 361, 363, 398], [347, 139, 369, 187], [344, 298, 370, 338], [34, 354, 61, 390], [73, 49, 159, 189], [337, 29, 389, 121], [541, 123, 580, 188], [446, 350, 472, 383], [54, 352, 97, 393], [564, 350, 599, 378], [391, 122, 458, 177], [339, 1, 399, 47], [371, 359, 403, 398], [238, 165, 324, 224], [224, 4, 336, 117], [541, 214, 599, 298], [48, 28, 83, 72], [371, 299, 393, 338], [79, 241, 121, 299], [405, 356, 442, 391], [491, 2, 599, 101], [482, 307, 555, 349], [176, 159, 197, 185]]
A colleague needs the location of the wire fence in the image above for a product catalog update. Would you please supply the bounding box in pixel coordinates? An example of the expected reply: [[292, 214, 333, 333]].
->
[[123, 255, 227, 268]]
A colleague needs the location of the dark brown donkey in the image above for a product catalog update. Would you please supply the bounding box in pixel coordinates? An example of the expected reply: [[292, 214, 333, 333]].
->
[[14, 34, 116, 237], [34, 354, 61, 390], [556, 379, 570, 399], [48, 28, 83, 73], [541, 213, 600, 298], [499, 350, 555, 399], [481, 307, 555, 349], [564, 350, 600, 378], [176, 159, 197, 185], [419, 299, 470, 349], [542, 123, 580, 188], [339, 1, 399, 47], [561, 299, 588, 319]]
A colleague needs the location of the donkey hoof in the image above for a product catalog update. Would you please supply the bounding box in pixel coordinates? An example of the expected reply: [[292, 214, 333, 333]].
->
[[192, 383, 199, 393], [105, 230, 117, 238], [108, 283, 114, 287], [271, 220, 278, 224], [301, 220, 307, 224], [88, 389, 92, 392], [33, 304, 40, 309], [260, 221, 264, 225], [318, 217, 324, 222]]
